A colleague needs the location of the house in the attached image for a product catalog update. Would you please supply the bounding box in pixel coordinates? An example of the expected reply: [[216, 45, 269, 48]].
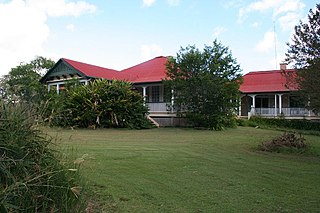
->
[[40, 56, 178, 126], [41, 57, 318, 124], [41, 56, 169, 112], [239, 63, 316, 118]]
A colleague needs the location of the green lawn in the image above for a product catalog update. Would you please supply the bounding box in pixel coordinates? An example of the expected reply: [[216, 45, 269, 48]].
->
[[48, 127, 320, 212]]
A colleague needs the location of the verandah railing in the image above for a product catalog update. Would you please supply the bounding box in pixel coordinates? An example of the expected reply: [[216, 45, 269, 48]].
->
[[255, 107, 316, 117], [146, 102, 170, 113], [147, 103, 317, 117]]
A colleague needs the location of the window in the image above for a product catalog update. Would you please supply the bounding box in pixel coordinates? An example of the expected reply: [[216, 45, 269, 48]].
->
[[256, 97, 269, 108], [151, 86, 160, 103], [290, 96, 305, 107], [48, 83, 65, 94]]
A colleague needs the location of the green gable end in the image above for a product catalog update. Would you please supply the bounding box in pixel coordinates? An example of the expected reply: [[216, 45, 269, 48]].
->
[[40, 59, 86, 83]]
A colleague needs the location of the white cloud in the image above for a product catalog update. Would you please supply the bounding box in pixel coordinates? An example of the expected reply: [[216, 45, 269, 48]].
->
[[143, 0, 156, 7], [143, 0, 180, 7], [224, 0, 245, 9], [167, 0, 180, 7], [255, 31, 276, 53], [238, 0, 305, 31], [66, 24, 76, 32], [212, 27, 226, 38], [252, 22, 259, 28], [268, 57, 278, 70], [0, 0, 49, 75], [246, 0, 279, 12], [274, 0, 304, 17], [269, 55, 286, 69], [0, 0, 96, 76], [28, 0, 96, 17], [238, 0, 279, 22], [278, 12, 301, 31], [140, 44, 163, 60]]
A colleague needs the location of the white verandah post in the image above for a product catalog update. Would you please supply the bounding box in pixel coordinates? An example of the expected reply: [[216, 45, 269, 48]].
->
[[56, 83, 60, 94], [278, 94, 283, 115], [238, 96, 242, 116], [308, 100, 311, 117], [142, 86, 147, 106], [248, 95, 256, 119], [171, 89, 174, 113], [170, 89, 175, 125], [274, 94, 277, 116], [249, 94, 256, 114]]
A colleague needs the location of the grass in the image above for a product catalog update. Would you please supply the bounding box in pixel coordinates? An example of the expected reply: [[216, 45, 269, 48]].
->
[[0, 103, 84, 213], [47, 127, 320, 212]]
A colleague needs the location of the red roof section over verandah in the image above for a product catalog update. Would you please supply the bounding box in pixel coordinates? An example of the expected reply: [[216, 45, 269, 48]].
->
[[239, 69, 298, 93]]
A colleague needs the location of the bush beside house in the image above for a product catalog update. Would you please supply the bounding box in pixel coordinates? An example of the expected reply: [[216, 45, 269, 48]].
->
[[47, 79, 153, 129]]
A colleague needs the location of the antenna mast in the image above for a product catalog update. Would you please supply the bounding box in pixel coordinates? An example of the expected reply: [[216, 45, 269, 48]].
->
[[273, 21, 278, 69]]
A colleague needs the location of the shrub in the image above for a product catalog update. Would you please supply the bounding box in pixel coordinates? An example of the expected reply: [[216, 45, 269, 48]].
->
[[248, 116, 320, 131], [236, 118, 248, 126], [48, 79, 153, 129], [0, 103, 83, 212], [259, 132, 307, 153], [188, 113, 237, 130]]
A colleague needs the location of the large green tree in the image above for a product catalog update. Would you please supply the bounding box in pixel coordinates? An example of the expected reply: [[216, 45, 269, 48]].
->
[[165, 40, 242, 130], [1, 56, 55, 104], [285, 4, 320, 113]]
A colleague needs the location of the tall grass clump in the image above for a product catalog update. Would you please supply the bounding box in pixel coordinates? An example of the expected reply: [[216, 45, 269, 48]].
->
[[0, 103, 83, 212], [259, 131, 308, 153]]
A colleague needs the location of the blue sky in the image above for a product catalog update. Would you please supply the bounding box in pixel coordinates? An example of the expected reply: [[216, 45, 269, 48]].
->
[[0, 0, 318, 76]]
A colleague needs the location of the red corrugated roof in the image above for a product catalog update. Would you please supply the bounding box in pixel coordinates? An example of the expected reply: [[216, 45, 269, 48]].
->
[[120, 56, 168, 83], [62, 58, 123, 80], [62, 57, 168, 83], [60, 57, 298, 93], [240, 69, 298, 93]]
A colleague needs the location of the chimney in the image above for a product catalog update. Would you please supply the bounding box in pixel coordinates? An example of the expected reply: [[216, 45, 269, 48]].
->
[[280, 63, 287, 70]]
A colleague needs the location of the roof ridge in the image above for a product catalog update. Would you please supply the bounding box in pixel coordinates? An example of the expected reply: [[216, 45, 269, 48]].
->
[[62, 58, 119, 72], [246, 69, 296, 75], [121, 56, 167, 72]]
